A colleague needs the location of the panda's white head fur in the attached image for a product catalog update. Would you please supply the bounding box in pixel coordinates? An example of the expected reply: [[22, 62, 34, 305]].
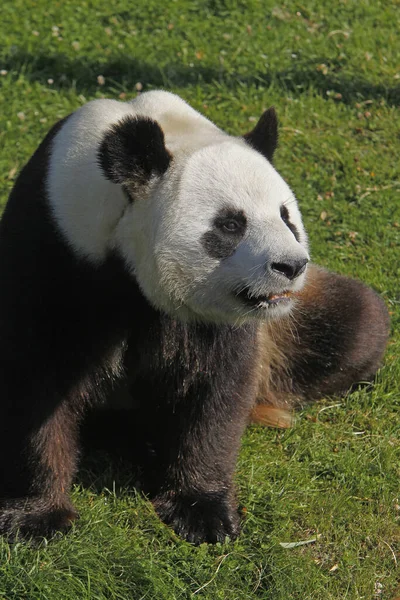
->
[[48, 91, 309, 324]]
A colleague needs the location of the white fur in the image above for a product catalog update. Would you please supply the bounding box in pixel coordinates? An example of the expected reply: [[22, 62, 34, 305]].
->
[[47, 90, 309, 324]]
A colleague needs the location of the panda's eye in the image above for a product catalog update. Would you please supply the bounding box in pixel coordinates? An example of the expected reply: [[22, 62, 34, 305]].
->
[[214, 210, 247, 235], [280, 204, 300, 242], [221, 219, 240, 233]]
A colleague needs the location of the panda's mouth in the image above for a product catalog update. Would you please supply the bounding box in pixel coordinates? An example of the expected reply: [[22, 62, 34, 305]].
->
[[235, 287, 292, 308]]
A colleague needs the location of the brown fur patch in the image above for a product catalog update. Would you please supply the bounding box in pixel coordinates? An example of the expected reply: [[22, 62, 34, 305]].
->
[[31, 401, 79, 499], [251, 265, 390, 427], [250, 318, 299, 427], [250, 404, 294, 428]]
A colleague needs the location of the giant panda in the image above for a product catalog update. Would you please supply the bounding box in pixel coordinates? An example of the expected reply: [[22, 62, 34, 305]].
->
[[0, 91, 389, 544]]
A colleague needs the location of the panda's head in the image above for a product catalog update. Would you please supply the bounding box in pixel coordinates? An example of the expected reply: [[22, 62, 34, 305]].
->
[[48, 91, 309, 324]]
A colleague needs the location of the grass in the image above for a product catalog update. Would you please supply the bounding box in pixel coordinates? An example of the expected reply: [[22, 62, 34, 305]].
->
[[0, 0, 399, 598]]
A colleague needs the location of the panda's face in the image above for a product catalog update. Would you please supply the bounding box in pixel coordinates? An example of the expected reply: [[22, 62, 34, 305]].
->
[[115, 138, 309, 324], [49, 93, 309, 325]]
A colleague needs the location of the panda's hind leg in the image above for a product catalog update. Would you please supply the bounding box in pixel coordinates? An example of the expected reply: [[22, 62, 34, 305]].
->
[[252, 265, 390, 425]]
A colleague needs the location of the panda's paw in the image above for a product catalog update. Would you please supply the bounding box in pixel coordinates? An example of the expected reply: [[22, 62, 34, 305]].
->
[[0, 498, 78, 542], [153, 490, 240, 545]]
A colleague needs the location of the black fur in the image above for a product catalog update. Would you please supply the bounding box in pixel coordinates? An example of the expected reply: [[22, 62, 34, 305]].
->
[[244, 107, 278, 163], [283, 268, 390, 398], [98, 116, 171, 188], [124, 317, 258, 544]]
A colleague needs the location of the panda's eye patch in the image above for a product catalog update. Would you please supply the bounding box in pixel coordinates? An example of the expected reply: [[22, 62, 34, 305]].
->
[[280, 204, 300, 242], [202, 208, 247, 260], [214, 210, 247, 235]]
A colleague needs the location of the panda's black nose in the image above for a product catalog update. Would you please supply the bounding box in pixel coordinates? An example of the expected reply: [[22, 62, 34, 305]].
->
[[271, 257, 308, 281]]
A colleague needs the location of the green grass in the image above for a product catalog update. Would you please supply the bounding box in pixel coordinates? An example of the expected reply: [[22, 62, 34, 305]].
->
[[0, 0, 399, 598]]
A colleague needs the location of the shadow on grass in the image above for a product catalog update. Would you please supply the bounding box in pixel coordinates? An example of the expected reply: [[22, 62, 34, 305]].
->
[[78, 409, 146, 493], [2, 50, 400, 105]]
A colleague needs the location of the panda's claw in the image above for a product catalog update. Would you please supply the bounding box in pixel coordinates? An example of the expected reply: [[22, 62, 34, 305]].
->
[[153, 490, 240, 545]]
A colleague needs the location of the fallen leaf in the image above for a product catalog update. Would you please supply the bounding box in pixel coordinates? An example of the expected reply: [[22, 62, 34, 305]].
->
[[8, 166, 17, 180], [279, 535, 321, 549]]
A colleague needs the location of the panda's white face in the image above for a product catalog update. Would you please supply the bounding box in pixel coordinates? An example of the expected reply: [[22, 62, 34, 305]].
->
[[115, 138, 309, 324], [48, 91, 309, 325]]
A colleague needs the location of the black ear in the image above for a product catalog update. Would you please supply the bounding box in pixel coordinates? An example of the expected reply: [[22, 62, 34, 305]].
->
[[243, 107, 278, 163], [98, 116, 171, 186]]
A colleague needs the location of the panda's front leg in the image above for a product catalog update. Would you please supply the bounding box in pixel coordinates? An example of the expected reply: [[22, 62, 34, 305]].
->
[[0, 398, 80, 541], [150, 328, 259, 544]]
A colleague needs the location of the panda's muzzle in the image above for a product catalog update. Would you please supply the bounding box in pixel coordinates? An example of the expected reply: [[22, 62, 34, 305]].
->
[[235, 287, 292, 307]]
